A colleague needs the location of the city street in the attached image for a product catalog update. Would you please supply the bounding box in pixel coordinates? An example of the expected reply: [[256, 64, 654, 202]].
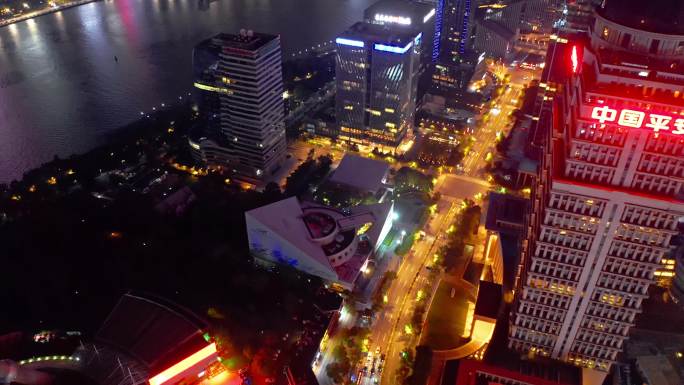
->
[[376, 64, 540, 385], [312, 63, 540, 385], [460, 66, 540, 176]]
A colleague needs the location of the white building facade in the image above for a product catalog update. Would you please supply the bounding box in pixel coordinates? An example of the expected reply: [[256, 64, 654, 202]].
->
[[509, 4, 684, 372]]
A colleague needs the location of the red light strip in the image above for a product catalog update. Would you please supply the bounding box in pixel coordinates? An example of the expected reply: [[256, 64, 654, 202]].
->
[[148, 343, 217, 385], [571, 45, 579, 74]]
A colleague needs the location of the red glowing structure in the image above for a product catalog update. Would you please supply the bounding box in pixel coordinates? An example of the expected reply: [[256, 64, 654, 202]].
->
[[590, 106, 684, 134], [148, 343, 218, 385]]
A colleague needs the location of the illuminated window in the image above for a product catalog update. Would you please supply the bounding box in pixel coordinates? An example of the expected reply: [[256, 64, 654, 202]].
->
[[602, 27, 609, 38]]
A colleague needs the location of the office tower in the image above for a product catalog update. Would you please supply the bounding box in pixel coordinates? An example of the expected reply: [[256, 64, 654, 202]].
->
[[364, 0, 438, 66], [509, 0, 684, 373], [190, 30, 287, 179], [335, 22, 422, 150], [440, 0, 478, 62]]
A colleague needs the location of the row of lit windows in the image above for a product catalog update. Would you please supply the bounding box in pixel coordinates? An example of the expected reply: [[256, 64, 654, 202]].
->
[[615, 223, 672, 248], [574, 122, 627, 146], [585, 301, 636, 323], [644, 133, 684, 157], [527, 274, 577, 294], [567, 353, 611, 371], [608, 240, 663, 264], [570, 141, 621, 167], [631, 172, 682, 196], [544, 210, 599, 234], [535, 243, 587, 267], [621, 205, 681, 231], [570, 340, 617, 361], [575, 328, 623, 349], [539, 227, 594, 251], [596, 272, 650, 296], [521, 287, 572, 309], [517, 300, 566, 323], [510, 327, 556, 347], [548, 193, 605, 217], [565, 160, 615, 184], [508, 340, 551, 358], [581, 316, 629, 336], [514, 314, 561, 335], [638, 153, 684, 178], [530, 258, 582, 282], [603, 256, 656, 280]]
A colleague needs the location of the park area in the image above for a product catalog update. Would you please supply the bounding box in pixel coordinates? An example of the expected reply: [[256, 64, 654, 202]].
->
[[420, 280, 475, 350]]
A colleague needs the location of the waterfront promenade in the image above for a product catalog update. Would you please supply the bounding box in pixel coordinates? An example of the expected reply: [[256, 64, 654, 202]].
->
[[0, 0, 99, 28]]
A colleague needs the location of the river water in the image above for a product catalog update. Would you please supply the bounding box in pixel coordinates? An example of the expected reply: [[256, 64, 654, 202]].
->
[[0, 0, 373, 183]]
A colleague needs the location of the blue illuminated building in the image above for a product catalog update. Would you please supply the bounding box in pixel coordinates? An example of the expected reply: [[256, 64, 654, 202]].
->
[[441, 0, 479, 61], [433, 0, 445, 62], [334, 22, 421, 149]]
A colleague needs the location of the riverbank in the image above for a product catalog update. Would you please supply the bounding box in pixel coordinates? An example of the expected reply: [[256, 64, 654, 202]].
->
[[0, 0, 100, 28]]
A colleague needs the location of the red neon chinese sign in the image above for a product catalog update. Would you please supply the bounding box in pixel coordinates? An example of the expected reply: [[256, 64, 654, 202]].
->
[[590, 106, 684, 135]]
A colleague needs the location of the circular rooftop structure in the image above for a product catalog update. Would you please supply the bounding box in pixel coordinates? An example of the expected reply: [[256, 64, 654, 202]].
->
[[599, 0, 684, 35], [302, 211, 338, 240]]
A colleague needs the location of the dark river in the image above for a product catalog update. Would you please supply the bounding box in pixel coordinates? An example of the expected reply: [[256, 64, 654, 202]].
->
[[0, 0, 373, 183]]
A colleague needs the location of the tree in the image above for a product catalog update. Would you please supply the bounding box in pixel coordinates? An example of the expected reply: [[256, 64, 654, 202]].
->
[[263, 182, 282, 201], [406, 346, 433, 385], [326, 344, 351, 384], [395, 167, 432, 194]]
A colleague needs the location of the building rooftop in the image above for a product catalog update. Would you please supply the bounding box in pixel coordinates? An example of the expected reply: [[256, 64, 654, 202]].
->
[[246, 197, 393, 285], [454, 359, 582, 385], [474, 281, 502, 319], [329, 154, 391, 193], [625, 329, 684, 385], [338, 21, 421, 47], [96, 293, 209, 372], [599, 0, 684, 35], [211, 30, 279, 52], [485, 192, 528, 235], [364, 0, 435, 25]]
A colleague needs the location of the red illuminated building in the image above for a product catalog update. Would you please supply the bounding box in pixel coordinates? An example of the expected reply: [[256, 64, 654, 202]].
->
[[454, 359, 579, 385], [509, 0, 684, 373]]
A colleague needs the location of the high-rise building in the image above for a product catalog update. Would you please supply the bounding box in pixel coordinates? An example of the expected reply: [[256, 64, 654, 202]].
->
[[440, 0, 478, 62], [335, 22, 422, 149], [509, 0, 684, 372], [190, 31, 287, 180]]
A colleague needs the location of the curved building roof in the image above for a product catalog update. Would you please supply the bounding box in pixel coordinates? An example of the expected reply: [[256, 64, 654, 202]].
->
[[598, 0, 684, 35]]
